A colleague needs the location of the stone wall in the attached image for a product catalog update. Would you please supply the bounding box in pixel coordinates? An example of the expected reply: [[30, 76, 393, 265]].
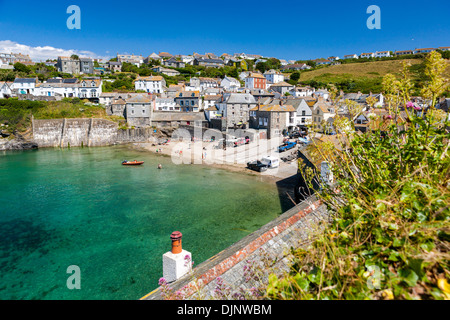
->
[[116, 127, 155, 143], [141, 195, 331, 300], [172, 125, 259, 142], [32, 119, 64, 147], [32, 118, 118, 148]]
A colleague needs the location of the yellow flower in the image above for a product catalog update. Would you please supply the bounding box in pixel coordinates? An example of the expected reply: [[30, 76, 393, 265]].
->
[[437, 278, 450, 300], [381, 289, 394, 300]]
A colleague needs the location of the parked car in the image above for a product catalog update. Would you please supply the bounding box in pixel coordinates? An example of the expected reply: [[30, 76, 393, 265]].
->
[[278, 141, 297, 152], [289, 131, 302, 139], [281, 153, 297, 162], [261, 156, 280, 168], [298, 137, 310, 145], [247, 160, 268, 172]]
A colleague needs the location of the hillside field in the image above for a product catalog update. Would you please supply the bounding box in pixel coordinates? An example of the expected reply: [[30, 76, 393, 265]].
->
[[296, 59, 450, 94]]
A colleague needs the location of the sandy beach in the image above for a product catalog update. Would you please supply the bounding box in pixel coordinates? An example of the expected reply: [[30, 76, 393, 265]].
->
[[130, 137, 299, 180], [129, 137, 300, 206]]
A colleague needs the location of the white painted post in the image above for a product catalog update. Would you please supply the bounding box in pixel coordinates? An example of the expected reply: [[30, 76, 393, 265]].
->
[[162, 231, 192, 283]]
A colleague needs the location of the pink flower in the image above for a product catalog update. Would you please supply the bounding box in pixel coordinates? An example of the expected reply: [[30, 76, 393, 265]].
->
[[413, 105, 422, 111], [406, 101, 414, 109], [385, 115, 393, 119]]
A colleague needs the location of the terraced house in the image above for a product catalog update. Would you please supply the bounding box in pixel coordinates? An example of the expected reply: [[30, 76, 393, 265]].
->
[[215, 93, 257, 129], [263, 69, 284, 84], [117, 53, 144, 67], [57, 56, 80, 75], [125, 94, 153, 127], [311, 97, 335, 133], [11, 78, 38, 95], [0, 52, 33, 65], [134, 76, 166, 93], [78, 79, 102, 99], [193, 57, 225, 68], [190, 77, 220, 91], [57, 56, 94, 75], [174, 91, 201, 112], [244, 72, 266, 90], [249, 103, 296, 138]]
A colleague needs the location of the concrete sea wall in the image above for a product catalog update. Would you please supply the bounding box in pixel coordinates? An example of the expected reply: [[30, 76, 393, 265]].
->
[[142, 195, 330, 300], [32, 118, 156, 148]]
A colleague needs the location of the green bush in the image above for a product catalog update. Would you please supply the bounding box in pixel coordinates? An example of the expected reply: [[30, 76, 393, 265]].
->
[[267, 52, 450, 300]]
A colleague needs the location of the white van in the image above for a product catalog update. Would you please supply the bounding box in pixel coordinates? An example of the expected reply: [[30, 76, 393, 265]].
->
[[261, 156, 280, 168]]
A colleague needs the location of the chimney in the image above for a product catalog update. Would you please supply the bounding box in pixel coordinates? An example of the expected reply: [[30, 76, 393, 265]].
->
[[170, 231, 182, 254], [162, 231, 192, 283]]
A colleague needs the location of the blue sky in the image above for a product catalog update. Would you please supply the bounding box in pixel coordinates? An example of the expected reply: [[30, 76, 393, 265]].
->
[[0, 0, 449, 61]]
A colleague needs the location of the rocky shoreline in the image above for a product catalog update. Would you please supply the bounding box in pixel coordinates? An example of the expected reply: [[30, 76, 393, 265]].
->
[[0, 135, 38, 151]]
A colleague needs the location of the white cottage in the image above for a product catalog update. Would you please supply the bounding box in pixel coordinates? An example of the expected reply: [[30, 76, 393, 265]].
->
[[134, 76, 166, 94]]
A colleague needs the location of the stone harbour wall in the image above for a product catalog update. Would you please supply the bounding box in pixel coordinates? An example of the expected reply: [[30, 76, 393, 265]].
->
[[32, 118, 119, 148], [32, 118, 158, 148], [141, 195, 331, 300], [32, 119, 65, 147]]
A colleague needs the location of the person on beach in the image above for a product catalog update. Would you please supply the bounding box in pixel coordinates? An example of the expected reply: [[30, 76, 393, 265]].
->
[[158, 164, 162, 169]]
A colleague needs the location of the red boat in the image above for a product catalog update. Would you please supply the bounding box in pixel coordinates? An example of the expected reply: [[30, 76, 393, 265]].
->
[[122, 160, 144, 166]]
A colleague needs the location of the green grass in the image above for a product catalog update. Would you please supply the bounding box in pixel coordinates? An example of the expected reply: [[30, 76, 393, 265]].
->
[[296, 59, 450, 94], [0, 98, 115, 135]]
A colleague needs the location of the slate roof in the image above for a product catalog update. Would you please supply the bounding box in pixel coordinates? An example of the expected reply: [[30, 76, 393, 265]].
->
[[225, 93, 256, 104], [176, 91, 200, 98], [269, 81, 294, 87], [152, 112, 206, 122], [126, 94, 152, 103], [14, 78, 37, 83], [250, 104, 295, 112]]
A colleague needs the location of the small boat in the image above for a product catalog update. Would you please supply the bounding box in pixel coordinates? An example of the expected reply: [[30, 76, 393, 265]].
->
[[122, 160, 144, 166]]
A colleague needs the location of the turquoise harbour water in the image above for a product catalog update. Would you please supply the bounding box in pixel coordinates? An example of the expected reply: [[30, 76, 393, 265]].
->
[[0, 146, 283, 300]]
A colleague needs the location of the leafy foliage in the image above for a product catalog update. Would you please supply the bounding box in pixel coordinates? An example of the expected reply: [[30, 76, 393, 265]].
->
[[267, 51, 450, 300], [0, 98, 108, 134]]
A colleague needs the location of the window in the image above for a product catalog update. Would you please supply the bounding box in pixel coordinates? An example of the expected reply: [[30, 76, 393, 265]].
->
[[302, 110, 305, 116], [180, 101, 184, 106]]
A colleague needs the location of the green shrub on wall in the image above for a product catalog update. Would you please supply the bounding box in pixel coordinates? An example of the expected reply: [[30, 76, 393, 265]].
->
[[267, 51, 449, 300]]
